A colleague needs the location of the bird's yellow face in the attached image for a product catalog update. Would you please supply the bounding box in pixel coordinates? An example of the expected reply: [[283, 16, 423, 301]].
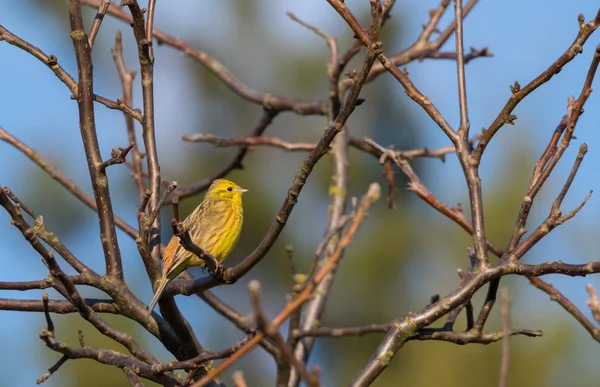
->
[[205, 179, 247, 203]]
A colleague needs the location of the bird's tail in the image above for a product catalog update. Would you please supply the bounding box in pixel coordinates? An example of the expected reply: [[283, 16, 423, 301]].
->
[[147, 277, 168, 315]]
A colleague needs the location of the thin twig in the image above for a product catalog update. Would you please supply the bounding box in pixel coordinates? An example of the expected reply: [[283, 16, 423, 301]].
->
[[38, 332, 177, 385], [87, 0, 111, 47], [232, 371, 248, 387], [529, 277, 600, 342], [498, 289, 511, 387], [151, 335, 254, 373], [249, 281, 319, 387], [111, 30, 145, 200], [0, 25, 142, 121], [36, 355, 68, 384], [586, 285, 600, 324], [0, 127, 139, 240], [98, 143, 135, 171], [473, 10, 600, 161], [145, 0, 156, 63], [174, 110, 278, 200], [0, 298, 118, 314], [123, 367, 145, 387], [3, 186, 36, 217], [124, 0, 161, 275], [196, 290, 279, 357]]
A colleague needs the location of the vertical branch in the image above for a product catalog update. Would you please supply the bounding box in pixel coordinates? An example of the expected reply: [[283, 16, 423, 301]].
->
[[498, 288, 511, 387], [288, 3, 385, 384], [67, 0, 124, 280], [124, 0, 162, 277], [454, 0, 469, 137], [289, 12, 346, 387], [123, 3, 211, 376], [145, 0, 156, 63], [87, 0, 111, 47], [111, 30, 145, 200], [452, 0, 488, 269]]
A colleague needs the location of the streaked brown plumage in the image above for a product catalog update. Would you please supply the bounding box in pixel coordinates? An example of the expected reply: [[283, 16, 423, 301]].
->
[[147, 179, 246, 314]]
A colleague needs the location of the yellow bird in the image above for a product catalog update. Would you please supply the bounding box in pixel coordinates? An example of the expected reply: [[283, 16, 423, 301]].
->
[[148, 179, 247, 313]]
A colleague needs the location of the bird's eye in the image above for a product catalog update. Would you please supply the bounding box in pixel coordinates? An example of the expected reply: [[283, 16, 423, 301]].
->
[[227, 187, 233, 192]]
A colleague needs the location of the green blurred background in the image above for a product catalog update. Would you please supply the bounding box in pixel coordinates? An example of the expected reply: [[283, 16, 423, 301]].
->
[[1, 1, 599, 386]]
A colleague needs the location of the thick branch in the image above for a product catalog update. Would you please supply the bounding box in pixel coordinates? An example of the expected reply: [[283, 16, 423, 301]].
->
[[68, 0, 124, 280]]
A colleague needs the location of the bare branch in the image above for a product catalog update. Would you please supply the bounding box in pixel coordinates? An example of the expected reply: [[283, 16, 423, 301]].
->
[[36, 293, 69, 385], [586, 285, 600, 324], [39, 331, 177, 386], [183, 133, 315, 151], [174, 110, 278, 200], [98, 143, 135, 171], [151, 335, 254, 373], [221, 3, 383, 284], [37, 355, 68, 385], [0, 298, 117, 314], [473, 10, 600, 161], [195, 290, 279, 357], [81, 0, 327, 115], [498, 289, 511, 387], [68, 0, 125, 280], [327, 0, 456, 141], [0, 25, 142, 121], [3, 187, 35, 218], [0, 187, 155, 363], [0, 127, 139, 240], [111, 30, 145, 200], [123, 0, 162, 274], [529, 277, 600, 342], [193, 183, 381, 386], [454, 0, 470, 137], [123, 367, 145, 387], [87, 0, 111, 47], [338, 0, 486, 89]]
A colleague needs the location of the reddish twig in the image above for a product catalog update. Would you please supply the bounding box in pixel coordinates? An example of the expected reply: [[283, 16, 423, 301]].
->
[[249, 281, 320, 387], [191, 183, 381, 387]]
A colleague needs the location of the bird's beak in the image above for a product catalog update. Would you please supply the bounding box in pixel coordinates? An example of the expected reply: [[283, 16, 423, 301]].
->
[[236, 188, 248, 193]]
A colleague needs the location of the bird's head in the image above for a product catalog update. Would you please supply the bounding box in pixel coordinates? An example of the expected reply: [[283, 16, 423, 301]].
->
[[205, 179, 247, 203]]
